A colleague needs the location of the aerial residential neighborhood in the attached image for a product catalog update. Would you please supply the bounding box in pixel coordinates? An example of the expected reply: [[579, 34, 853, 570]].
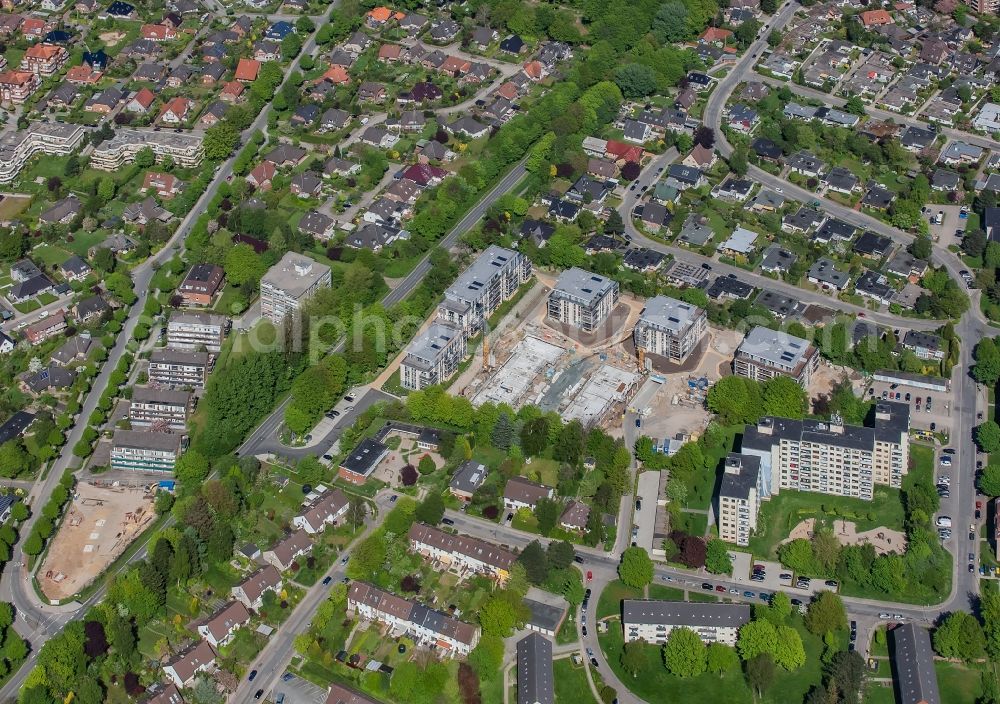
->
[[0, 0, 998, 703]]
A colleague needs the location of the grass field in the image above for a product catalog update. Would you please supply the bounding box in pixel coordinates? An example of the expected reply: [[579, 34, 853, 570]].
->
[[554, 658, 597, 704], [596, 579, 643, 620], [933, 661, 986, 704]]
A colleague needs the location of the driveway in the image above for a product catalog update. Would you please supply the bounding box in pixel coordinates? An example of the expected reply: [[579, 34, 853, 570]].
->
[[275, 674, 327, 704]]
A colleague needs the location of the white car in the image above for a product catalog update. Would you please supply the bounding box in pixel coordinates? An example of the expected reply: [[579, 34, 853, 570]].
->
[[936, 516, 952, 528]]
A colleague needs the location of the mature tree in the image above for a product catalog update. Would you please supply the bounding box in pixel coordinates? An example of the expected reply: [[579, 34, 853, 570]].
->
[[414, 493, 445, 525], [224, 243, 264, 287], [706, 642, 739, 675], [347, 533, 386, 579], [0, 441, 31, 478], [705, 539, 733, 575], [805, 591, 847, 636], [174, 450, 209, 485], [707, 376, 763, 425], [619, 546, 654, 588], [976, 421, 1000, 453], [520, 417, 550, 456], [973, 338, 1000, 386], [517, 540, 550, 585], [933, 611, 986, 662], [613, 64, 659, 99], [979, 464, 1000, 497], [547, 540, 575, 571], [763, 376, 807, 419], [491, 412, 515, 450], [738, 619, 777, 662], [417, 455, 436, 475], [662, 627, 707, 677], [653, 1, 690, 42], [203, 122, 240, 160], [534, 498, 560, 536], [729, 145, 748, 177], [745, 653, 776, 698], [621, 640, 646, 677]]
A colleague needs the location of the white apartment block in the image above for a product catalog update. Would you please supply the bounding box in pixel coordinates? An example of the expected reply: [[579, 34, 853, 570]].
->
[[91, 128, 205, 170], [437, 245, 532, 333], [739, 402, 910, 503], [110, 429, 185, 472], [399, 322, 467, 390], [0, 122, 88, 183], [547, 267, 619, 333], [166, 311, 228, 353], [622, 601, 752, 646], [633, 295, 707, 364], [128, 386, 191, 431], [717, 454, 762, 547], [734, 326, 819, 387], [259, 252, 332, 324], [148, 348, 209, 388]]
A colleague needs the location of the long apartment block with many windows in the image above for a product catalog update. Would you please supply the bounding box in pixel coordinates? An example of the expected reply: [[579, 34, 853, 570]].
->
[[633, 295, 707, 364], [148, 348, 209, 388], [737, 401, 910, 506], [91, 128, 205, 170], [259, 252, 332, 324], [166, 311, 228, 353], [547, 267, 619, 333], [0, 122, 88, 183], [437, 245, 532, 333], [717, 454, 762, 547], [399, 322, 467, 391], [622, 601, 752, 646], [110, 429, 186, 472], [734, 325, 819, 387], [128, 386, 191, 431]]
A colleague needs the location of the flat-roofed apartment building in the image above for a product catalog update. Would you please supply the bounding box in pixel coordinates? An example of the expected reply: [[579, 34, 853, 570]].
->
[[0, 122, 88, 183], [437, 245, 532, 333], [148, 348, 209, 388], [407, 522, 517, 583], [399, 322, 467, 390], [91, 128, 205, 170], [166, 311, 228, 353], [348, 581, 480, 656], [622, 601, 752, 646], [259, 252, 332, 324], [633, 295, 707, 363], [110, 429, 185, 472], [738, 401, 910, 503], [128, 386, 191, 430], [717, 454, 762, 547], [734, 325, 819, 387], [547, 267, 619, 332]]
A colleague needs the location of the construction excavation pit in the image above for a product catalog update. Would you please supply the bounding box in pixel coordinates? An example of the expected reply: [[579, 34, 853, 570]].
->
[[39, 481, 157, 602]]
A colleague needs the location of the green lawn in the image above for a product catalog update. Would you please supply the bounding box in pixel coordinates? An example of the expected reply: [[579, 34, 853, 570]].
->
[[596, 579, 643, 620], [933, 661, 985, 704], [30, 244, 70, 267], [554, 658, 597, 704], [746, 486, 905, 559], [647, 584, 685, 600], [861, 683, 895, 704]]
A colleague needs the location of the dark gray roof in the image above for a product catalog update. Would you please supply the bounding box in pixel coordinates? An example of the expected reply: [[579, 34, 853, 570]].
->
[[450, 460, 488, 495], [340, 437, 388, 477], [516, 633, 553, 704], [622, 600, 752, 628], [0, 411, 34, 445], [891, 623, 940, 704], [719, 454, 759, 500]]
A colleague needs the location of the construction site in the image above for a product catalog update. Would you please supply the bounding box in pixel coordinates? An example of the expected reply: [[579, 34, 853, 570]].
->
[[39, 481, 157, 602]]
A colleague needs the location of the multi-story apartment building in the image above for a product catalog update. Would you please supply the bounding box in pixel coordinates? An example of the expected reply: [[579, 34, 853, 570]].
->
[[259, 252, 332, 324], [970, 0, 998, 14], [24, 312, 66, 345], [348, 581, 480, 656], [399, 322, 467, 390], [717, 454, 762, 547], [633, 295, 707, 364], [110, 429, 185, 472], [407, 522, 517, 582], [437, 245, 532, 333], [0, 122, 87, 183], [739, 402, 910, 502], [91, 128, 204, 170], [20, 43, 67, 76], [177, 263, 224, 306], [166, 311, 227, 353], [622, 601, 752, 646], [547, 267, 619, 333], [0, 71, 39, 103], [734, 326, 819, 387], [148, 348, 209, 388], [128, 386, 191, 430]]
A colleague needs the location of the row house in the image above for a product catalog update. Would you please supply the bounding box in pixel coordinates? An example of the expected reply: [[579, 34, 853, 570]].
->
[[407, 523, 516, 583]]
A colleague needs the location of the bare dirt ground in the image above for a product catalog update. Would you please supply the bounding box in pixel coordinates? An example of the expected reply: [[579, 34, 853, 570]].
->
[[40, 482, 156, 601], [783, 518, 905, 556], [98, 31, 126, 46], [809, 362, 861, 403]]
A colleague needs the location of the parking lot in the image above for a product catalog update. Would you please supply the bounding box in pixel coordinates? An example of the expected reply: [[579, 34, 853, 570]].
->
[[925, 204, 968, 250], [273, 674, 326, 704], [725, 554, 837, 597], [866, 380, 953, 436]]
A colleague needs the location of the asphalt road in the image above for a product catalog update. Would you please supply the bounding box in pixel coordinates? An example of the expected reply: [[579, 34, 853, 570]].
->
[[0, 3, 347, 697]]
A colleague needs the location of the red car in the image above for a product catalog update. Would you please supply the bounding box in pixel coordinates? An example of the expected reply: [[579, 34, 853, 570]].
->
[[715, 585, 726, 593], [586, 571, 592, 581]]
